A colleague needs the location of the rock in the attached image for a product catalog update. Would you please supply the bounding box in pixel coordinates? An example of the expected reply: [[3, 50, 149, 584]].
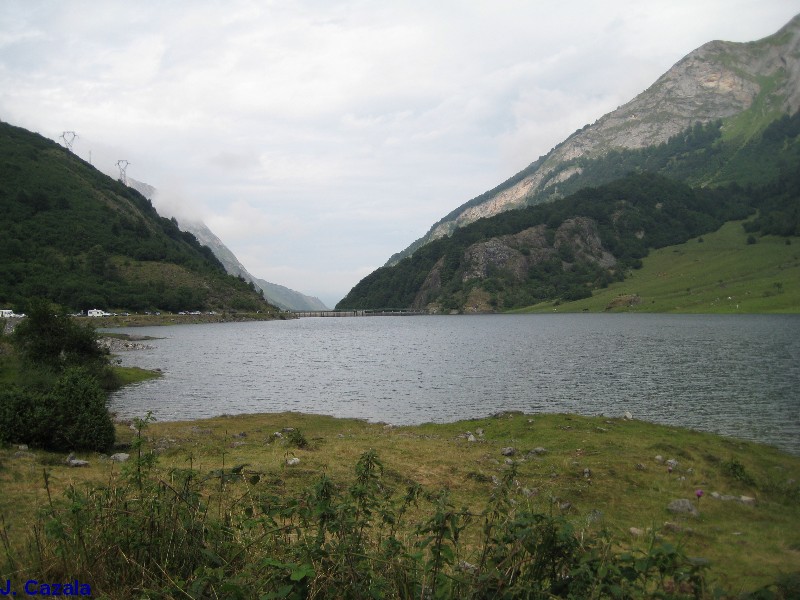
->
[[559, 501, 572, 511], [711, 491, 721, 499], [458, 560, 478, 574], [17, 444, 28, 451], [491, 476, 501, 486], [500, 447, 517, 456], [667, 499, 698, 516], [739, 496, 756, 506], [666, 459, 679, 470], [527, 447, 547, 456], [109, 453, 130, 463], [13, 451, 35, 459], [655, 455, 664, 463], [231, 432, 247, 439], [475, 428, 484, 436], [635, 463, 646, 471], [629, 527, 645, 537], [583, 468, 592, 478], [587, 509, 603, 523], [623, 411, 633, 420], [467, 434, 477, 442], [285, 457, 300, 466], [504, 458, 514, 465], [65, 453, 89, 468]]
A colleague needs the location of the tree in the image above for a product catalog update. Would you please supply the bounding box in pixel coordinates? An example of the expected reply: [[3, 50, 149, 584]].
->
[[12, 298, 107, 373]]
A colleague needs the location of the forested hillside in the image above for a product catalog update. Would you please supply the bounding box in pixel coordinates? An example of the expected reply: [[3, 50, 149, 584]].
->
[[339, 114, 800, 312], [0, 122, 275, 313]]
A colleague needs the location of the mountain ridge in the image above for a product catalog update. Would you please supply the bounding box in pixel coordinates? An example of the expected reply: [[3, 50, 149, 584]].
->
[[0, 121, 276, 314], [125, 179, 328, 311], [386, 13, 800, 266]]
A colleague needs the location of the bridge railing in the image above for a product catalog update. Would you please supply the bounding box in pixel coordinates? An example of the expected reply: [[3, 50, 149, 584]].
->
[[291, 309, 429, 317]]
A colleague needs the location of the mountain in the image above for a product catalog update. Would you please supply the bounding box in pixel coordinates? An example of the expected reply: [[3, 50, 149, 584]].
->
[[337, 103, 800, 312], [0, 121, 277, 315], [387, 13, 800, 266], [176, 219, 329, 311], [125, 180, 328, 311]]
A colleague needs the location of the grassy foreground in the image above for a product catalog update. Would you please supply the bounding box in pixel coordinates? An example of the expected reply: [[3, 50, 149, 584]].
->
[[514, 221, 800, 313], [1, 411, 798, 597]]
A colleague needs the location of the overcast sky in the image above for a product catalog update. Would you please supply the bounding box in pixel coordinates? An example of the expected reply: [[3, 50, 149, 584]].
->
[[1, 1, 797, 307]]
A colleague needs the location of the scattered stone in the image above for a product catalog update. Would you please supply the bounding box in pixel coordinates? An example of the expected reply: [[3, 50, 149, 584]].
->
[[623, 411, 633, 420], [595, 427, 608, 433], [457, 561, 478, 574], [739, 496, 756, 506], [65, 453, 89, 468], [273, 431, 283, 438], [583, 468, 592, 478], [109, 453, 130, 463], [629, 527, 645, 537], [663, 521, 683, 533], [475, 428, 484, 436], [17, 444, 29, 451], [587, 509, 603, 523], [635, 463, 646, 471], [500, 447, 517, 457], [281, 427, 296, 433], [527, 447, 547, 456], [667, 499, 698, 516], [504, 458, 514, 465], [666, 459, 679, 470], [467, 434, 477, 443], [285, 457, 300, 466], [491, 476, 501, 486], [655, 455, 664, 463], [559, 501, 572, 511]]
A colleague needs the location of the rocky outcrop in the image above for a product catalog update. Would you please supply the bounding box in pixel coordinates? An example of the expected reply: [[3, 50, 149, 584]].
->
[[413, 217, 615, 311], [393, 14, 800, 261]]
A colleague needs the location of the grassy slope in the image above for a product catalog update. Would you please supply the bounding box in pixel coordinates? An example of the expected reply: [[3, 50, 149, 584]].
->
[[1, 412, 798, 594], [513, 220, 800, 314]]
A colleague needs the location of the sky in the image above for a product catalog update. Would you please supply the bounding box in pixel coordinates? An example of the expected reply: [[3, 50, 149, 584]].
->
[[1, 1, 798, 307]]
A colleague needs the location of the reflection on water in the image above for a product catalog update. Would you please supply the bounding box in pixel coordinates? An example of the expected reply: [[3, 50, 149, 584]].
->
[[108, 314, 800, 455]]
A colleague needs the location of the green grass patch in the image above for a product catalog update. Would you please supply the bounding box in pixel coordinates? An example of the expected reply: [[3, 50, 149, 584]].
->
[[514, 220, 800, 313], [1, 411, 798, 597], [110, 365, 161, 386]]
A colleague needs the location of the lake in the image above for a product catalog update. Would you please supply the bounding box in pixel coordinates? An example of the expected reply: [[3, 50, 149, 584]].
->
[[107, 314, 800, 455]]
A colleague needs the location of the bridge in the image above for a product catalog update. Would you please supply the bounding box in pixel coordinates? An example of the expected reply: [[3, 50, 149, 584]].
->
[[291, 308, 429, 318]]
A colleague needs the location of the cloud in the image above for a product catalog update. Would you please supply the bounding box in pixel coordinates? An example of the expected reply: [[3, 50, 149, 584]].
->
[[1, 0, 798, 303]]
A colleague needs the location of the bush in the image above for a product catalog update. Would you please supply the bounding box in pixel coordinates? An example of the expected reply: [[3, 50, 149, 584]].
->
[[0, 368, 114, 451]]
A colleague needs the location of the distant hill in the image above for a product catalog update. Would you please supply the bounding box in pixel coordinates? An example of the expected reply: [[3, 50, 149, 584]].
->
[[0, 121, 277, 315], [386, 13, 800, 266], [172, 219, 328, 312], [125, 179, 328, 311]]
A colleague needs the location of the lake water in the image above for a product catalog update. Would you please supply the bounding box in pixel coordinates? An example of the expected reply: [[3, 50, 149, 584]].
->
[[107, 314, 800, 455]]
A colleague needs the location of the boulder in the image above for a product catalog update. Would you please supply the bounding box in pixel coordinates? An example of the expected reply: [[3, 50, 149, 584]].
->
[[500, 447, 517, 457], [109, 453, 130, 463], [667, 499, 698, 516]]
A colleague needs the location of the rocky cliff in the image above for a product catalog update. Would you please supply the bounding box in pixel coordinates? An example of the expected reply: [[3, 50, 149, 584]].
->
[[389, 13, 800, 264]]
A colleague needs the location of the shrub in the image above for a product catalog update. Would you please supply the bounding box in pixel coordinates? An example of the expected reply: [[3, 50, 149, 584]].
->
[[0, 368, 114, 451]]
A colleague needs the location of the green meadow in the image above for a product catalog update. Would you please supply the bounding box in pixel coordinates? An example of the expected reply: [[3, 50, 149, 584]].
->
[[514, 220, 800, 314], [1, 411, 798, 597]]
